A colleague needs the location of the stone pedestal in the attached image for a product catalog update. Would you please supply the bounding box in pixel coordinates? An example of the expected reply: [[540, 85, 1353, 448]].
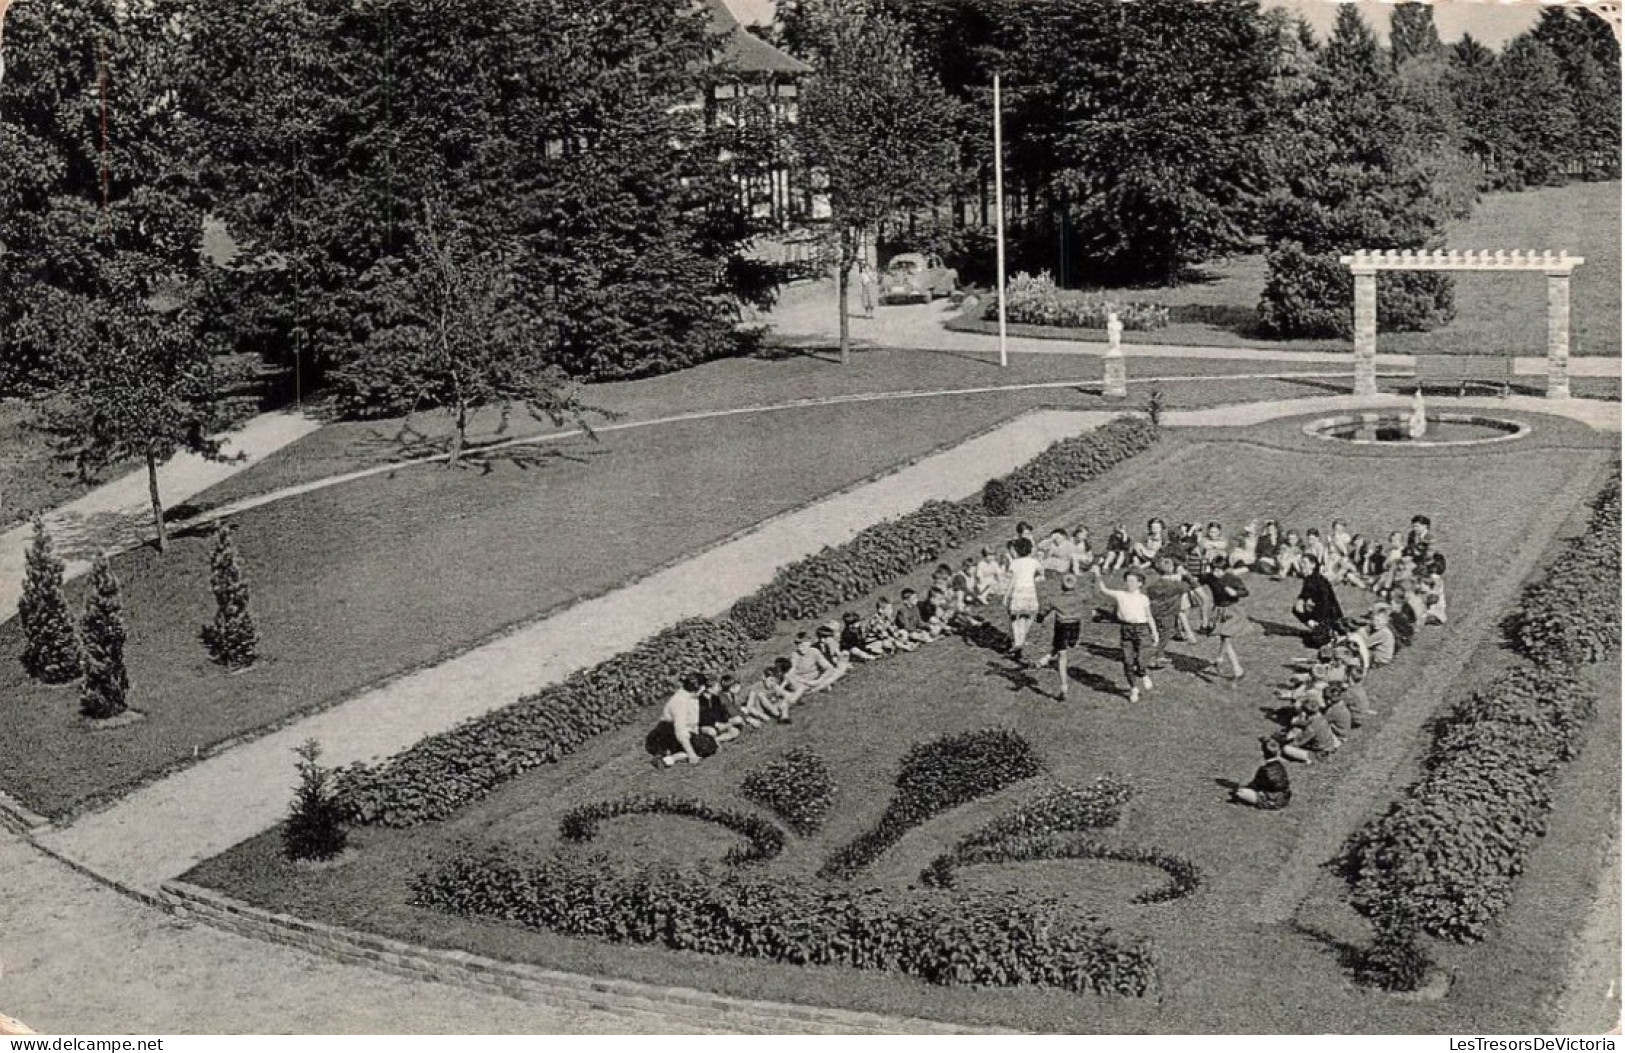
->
[[1546, 273, 1571, 400], [1102, 348, 1128, 399], [1352, 270, 1378, 397]]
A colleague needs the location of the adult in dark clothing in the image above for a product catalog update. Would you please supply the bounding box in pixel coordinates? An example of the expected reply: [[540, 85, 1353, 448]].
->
[[1292, 556, 1344, 648], [1234, 737, 1291, 810]]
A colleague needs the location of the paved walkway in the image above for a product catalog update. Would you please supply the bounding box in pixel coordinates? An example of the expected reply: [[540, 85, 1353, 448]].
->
[[0, 412, 320, 618], [763, 290, 1623, 377]]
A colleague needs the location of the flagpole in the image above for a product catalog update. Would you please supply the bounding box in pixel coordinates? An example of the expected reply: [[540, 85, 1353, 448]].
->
[[993, 72, 1008, 368]]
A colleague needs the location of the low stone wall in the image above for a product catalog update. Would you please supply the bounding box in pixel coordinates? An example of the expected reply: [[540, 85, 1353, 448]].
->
[[160, 882, 998, 1035], [0, 791, 49, 836]]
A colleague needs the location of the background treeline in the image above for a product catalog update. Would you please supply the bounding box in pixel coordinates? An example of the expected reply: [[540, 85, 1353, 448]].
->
[[0, 0, 779, 411], [777, 0, 1620, 337]]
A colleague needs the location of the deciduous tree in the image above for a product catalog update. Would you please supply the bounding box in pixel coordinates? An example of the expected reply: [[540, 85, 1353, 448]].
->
[[795, 0, 958, 363]]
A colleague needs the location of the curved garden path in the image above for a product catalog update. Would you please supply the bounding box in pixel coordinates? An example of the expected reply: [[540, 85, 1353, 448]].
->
[[2, 379, 1618, 1033]]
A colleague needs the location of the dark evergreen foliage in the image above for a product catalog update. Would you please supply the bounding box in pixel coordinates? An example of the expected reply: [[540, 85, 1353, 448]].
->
[[283, 740, 350, 862], [201, 523, 260, 670], [18, 518, 82, 684], [78, 556, 130, 720]]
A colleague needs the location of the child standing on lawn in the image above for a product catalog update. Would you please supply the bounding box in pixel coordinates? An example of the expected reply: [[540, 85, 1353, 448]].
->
[[1092, 566, 1159, 703], [1005, 536, 1045, 661], [1037, 574, 1090, 701], [1143, 556, 1195, 668]]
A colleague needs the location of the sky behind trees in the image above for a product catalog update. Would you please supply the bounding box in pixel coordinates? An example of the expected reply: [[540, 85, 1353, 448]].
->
[[723, 0, 1545, 47]]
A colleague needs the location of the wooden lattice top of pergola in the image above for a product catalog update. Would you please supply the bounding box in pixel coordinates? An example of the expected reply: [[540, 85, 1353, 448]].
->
[[1340, 249, 1585, 275]]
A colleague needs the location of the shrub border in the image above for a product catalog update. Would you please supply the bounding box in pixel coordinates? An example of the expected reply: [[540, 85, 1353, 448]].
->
[[157, 880, 989, 1034]]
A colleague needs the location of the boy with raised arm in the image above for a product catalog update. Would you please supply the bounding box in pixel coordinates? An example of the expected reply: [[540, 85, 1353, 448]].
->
[[1093, 566, 1160, 703]]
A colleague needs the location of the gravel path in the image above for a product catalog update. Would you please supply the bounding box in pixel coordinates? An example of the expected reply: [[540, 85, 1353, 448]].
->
[[0, 412, 320, 620]]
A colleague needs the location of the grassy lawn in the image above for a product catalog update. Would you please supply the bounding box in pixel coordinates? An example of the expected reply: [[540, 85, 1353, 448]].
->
[[950, 181, 1622, 358], [187, 352, 1366, 512], [185, 426, 1613, 1033], [0, 393, 1114, 818]]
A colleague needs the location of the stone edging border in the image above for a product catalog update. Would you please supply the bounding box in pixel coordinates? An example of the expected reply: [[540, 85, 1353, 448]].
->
[[1302, 411, 1531, 447], [158, 881, 1007, 1035], [0, 790, 49, 836]]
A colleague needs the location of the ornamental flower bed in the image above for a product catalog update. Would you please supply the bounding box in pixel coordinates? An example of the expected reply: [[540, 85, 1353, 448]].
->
[[984, 272, 1170, 332], [412, 845, 1157, 997], [740, 749, 837, 836], [818, 727, 1044, 881]]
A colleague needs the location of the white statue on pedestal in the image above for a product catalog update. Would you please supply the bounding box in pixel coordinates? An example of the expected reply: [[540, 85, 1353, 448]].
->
[[1102, 307, 1127, 398], [1408, 388, 1428, 439]]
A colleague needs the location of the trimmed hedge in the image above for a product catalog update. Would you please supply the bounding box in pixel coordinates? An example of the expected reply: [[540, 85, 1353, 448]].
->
[[996, 417, 1161, 507], [819, 728, 1045, 881], [413, 845, 1157, 997], [337, 619, 752, 827], [1341, 468, 1619, 959], [727, 500, 990, 640], [1508, 475, 1620, 668], [918, 777, 1200, 904], [740, 749, 837, 836], [1339, 660, 1598, 944], [558, 795, 786, 866]]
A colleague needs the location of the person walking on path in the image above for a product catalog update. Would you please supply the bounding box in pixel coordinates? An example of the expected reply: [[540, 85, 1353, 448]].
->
[[1004, 536, 1044, 661], [1092, 566, 1159, 703], [855, 259, 877, 319]]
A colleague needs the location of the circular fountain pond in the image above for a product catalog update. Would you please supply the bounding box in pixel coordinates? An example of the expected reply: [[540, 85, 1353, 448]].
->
[[1303, 411, 1530, 447]]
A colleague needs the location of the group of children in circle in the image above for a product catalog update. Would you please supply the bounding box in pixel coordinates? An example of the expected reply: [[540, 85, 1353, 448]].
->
[[1232, 514, 1449, 811], [647, 512, 1448, 783]]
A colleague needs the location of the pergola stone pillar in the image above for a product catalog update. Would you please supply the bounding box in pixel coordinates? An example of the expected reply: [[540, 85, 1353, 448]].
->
[[1546, 271, 1572, 400], [1342, 249, 1584, 400], [1351, 268, 1379, 397]]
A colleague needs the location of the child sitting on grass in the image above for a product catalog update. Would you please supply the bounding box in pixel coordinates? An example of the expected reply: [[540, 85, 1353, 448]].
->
[[896, 587, 942, 643], [1071, 526, 1097, 573], [973, 547, 1004, 603], [839, 611, 887, 662], [1131, 518, 1167, 567], [646, 672, 716, 767], [869, 597, 919, 654], [1358, 608, 1396, 667], [1234, 737, 1291, 810], [1254, 520, 1283, 577], [698, 673, 745, 743], [742, 665, 792, 726], [816, 622, 851, 673], [1281, 697, 1341, 764], [1038, 528, 1076, 576], [1275, 529, 1305, 579], [784, 632, 843, 699], [1101, 524, 1133, 572]]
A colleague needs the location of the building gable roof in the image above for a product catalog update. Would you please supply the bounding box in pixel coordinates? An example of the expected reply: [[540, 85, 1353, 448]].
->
[[701, 0, 812, 75]]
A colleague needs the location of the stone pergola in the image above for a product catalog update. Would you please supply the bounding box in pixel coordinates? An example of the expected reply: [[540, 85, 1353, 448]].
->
[[1339, 249, 1585, 399]]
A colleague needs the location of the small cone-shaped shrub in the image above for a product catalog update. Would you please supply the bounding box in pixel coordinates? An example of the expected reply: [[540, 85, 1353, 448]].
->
[[201, 523, 259, 669], [19, 517, 82, 684], [283, 740, 349, 862], [79, 556, 130, 720]]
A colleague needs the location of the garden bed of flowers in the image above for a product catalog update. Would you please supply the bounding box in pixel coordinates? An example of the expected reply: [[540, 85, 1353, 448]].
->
[[984, 272, 1170, 332]]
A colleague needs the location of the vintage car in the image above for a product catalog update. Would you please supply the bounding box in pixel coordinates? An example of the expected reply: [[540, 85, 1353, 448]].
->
[[879, 252, 958, 304]]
